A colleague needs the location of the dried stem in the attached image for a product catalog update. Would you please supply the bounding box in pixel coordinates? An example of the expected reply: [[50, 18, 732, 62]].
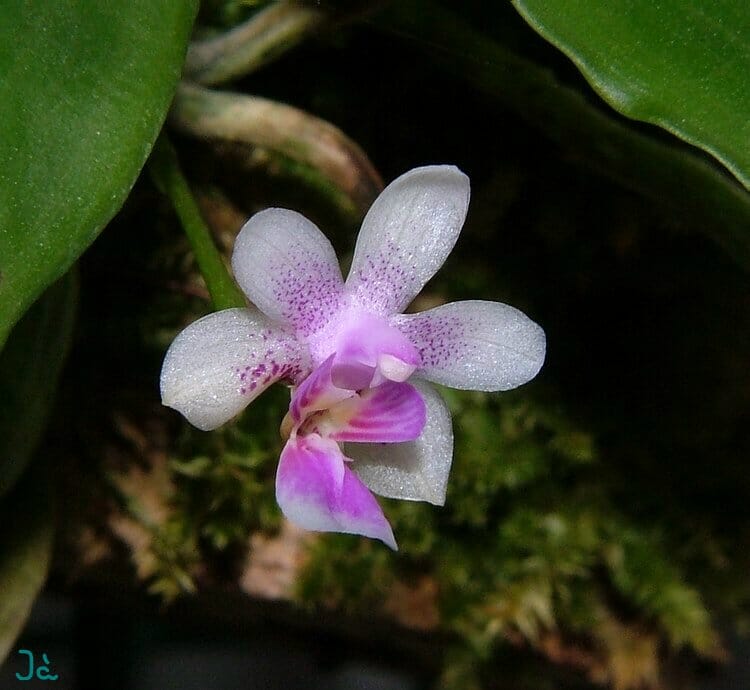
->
[[185, 1, 325, 86], [170, 83, 383, 218]]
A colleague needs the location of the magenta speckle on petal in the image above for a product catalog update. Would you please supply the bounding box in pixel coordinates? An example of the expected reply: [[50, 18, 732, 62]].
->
[[263, 253, 345, 338], [347, 239, 425, 315], [393, 311, 469, 370]]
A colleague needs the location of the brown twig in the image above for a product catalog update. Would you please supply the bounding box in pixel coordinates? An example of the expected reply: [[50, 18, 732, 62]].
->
[[185, 1, 325, 86], [170, 82, 383, 218]]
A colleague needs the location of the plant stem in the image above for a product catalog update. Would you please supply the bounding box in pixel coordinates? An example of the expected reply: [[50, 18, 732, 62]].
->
[[184, 0, 324, 86], [148, 135, 246, 311], [170, 83, 383, 219]]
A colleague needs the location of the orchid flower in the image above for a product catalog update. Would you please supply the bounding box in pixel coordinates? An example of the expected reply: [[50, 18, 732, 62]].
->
[[161, 165, 546, 547]]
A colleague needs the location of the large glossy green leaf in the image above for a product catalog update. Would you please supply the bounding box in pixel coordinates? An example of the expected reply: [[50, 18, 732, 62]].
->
[[380, 2, 750, 269], [0, 1, 198, 348], [0, 272, 77, 499], [512, 0, 750, 190], [0, 463, 54, 664]]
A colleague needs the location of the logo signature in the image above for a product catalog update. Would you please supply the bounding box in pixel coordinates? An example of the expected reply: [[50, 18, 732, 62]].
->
[[15, 650, 58, 682]]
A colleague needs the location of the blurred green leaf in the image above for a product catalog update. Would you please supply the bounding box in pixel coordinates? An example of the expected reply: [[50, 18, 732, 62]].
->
[[0, 273, 77, 499], [512, 0, 750, 190], [0, 463, 54, 664], [0, 0, 198, 348]]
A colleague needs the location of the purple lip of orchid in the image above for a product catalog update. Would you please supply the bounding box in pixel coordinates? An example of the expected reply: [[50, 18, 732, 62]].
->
[[160, 165, 546, 546], [276, 355, 427, 549]]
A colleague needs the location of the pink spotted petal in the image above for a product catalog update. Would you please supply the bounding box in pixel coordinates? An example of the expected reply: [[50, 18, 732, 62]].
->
[[231, 209, 345, 338], [346, 166, 470, 315], [289, 354, 354, 424], [161, 308, 310, 431], [306, 381, 426, 443], [392, 300, 546, 392], [276, 435, 397, 549]]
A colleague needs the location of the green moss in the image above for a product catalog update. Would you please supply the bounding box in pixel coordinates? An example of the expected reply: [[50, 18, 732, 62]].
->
[[296, 388, 721, 685], [169, 384, 289, 554]]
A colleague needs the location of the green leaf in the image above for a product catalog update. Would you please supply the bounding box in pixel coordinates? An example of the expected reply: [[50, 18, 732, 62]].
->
[[512, 0, 750, 190], [0, 273, 77, 499], [0, 1, 198, 348], [379, 2, 750, 269], [0, 463, 54, 664]]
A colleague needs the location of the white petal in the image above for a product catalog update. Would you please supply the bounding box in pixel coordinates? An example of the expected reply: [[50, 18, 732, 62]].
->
[[346, 166, 470, 315], [231, 208, 345, 337], [348, 380, 453, 505], [393, 300, 545, 392], [161, 308, 310, 431]]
